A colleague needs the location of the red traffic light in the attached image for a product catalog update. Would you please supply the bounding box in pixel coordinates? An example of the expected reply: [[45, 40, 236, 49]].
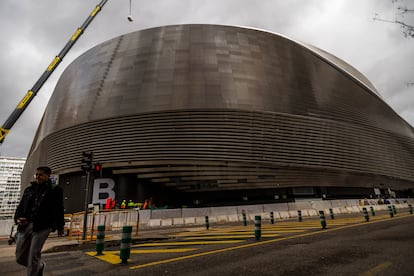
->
[[94, 163, 101, 171]]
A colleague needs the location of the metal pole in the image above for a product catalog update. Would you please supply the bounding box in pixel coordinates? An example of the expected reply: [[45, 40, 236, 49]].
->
[[135, 209, 140, 236], [90, 211, 96, 241], [82, 171, 91, 240]]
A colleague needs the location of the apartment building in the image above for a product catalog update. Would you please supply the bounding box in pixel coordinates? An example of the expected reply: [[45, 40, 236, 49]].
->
[[0, 156, 25, 219]]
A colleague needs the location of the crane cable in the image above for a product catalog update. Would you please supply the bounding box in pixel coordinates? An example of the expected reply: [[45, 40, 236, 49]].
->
[[128, 0, 134, 21]]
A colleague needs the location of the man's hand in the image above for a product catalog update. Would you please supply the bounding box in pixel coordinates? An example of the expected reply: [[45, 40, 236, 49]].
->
[[17, 217, 28, 226], [57, 229, 64, 237]]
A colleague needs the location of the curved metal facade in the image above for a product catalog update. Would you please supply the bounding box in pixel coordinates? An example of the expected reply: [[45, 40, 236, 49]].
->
[[22, 25, 414, 209]]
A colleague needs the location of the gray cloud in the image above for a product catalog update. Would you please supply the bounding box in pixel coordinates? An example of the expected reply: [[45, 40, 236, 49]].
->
[[0, 0, 413, 157]]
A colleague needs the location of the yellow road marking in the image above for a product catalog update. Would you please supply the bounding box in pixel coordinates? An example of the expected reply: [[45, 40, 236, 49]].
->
[[174, 229, 305, 234], [130, 249, 197, 253], [359, 261, 392, 276], [129, 214, 411, 270], [135, 240, 244, 247], [86, 252, 120, 264], [86, 248, 198, 264], [87, 248, 196, 256], [170, 228, 309, 237], [183, 234, 279, 239], [85, 249, 197, 264]]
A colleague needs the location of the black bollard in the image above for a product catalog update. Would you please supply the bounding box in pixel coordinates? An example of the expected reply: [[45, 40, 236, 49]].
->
[[362, 207, 369, 222], [392, 205, 397, 215], [388, 205, 394, 218], [254, 215, 261, 240], [95, 225, 105, 256], [120, 226, 132, 264], [319, 210, 327, 229], [329, 208, 334, 220], [370, 206, 375, 216], [242, 211, 247, 226]]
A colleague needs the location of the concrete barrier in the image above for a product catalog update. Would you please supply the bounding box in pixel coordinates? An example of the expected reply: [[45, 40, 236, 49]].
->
[[151, 208, 181, 219], [149, 219, 161, 227], [195, 216, 206, 225], [172, 218, 184, 225], [279, 211, 290, 219], [294, 201, 313, 210], [161, 219, 173, 227], [307, 209, 318, 216], [182, 208, 209, 218], [260, 212, 270, 220], [228, 214, 239, 222], [217, 215, 228, 223], [288, 211, 298, 218], [56, 199, 414, 233], [237, 204, 264, 214], [210, 206, 238, 216], [0, 219, 14, 236], [184, 217, 196, 225]]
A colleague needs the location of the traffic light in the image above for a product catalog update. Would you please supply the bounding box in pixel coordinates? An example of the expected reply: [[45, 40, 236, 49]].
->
[[93, 162, 102, 177], [81, 151, 93, 172]]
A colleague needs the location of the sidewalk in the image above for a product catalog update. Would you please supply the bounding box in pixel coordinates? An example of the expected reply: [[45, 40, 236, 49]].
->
[[0, 225, 206, 258]]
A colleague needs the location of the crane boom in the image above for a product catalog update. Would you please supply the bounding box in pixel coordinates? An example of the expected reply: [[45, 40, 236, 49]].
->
[[0, 0, 109, 144]]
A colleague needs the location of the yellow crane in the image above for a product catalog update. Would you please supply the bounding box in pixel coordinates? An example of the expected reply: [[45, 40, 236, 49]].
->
[[0, 0, 109, 144]]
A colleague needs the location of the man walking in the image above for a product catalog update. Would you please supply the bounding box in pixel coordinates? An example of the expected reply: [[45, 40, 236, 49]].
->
[[14, 166, 65, 276]]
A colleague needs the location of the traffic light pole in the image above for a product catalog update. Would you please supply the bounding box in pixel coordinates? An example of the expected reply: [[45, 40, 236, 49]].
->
[[82, 170, 92, 241]]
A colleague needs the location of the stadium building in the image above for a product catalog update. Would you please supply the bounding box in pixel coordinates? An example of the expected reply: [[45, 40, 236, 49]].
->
[[21, 25, 414, 213]]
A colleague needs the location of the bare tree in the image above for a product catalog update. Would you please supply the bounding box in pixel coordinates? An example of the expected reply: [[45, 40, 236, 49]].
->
[[374, 0, 414, 87], [374, 0, 414, 38]]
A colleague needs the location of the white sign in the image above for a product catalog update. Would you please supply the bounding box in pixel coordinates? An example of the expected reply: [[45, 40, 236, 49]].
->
[[92, 178, 116, 206]]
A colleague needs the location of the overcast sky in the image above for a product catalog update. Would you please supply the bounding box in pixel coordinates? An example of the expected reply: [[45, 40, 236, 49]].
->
[[0, 0, 413, 158]]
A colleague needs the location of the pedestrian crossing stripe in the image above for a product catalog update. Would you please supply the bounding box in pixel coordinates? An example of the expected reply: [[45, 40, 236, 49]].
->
[[135, 240, 244, 247], [86, 248, 199, 264], [171, 230, 305, 237], [182, 234, 279, 239], [86, 251, 121, 264], [131, 248, 197, 253]]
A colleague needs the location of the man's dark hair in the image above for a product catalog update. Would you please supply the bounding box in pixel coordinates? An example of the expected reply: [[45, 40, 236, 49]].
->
[[37, 166, 52, 176]]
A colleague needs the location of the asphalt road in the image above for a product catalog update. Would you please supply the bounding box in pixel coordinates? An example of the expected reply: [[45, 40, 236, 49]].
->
[[131, 215, 414, 276], [1, 214, 413, 276]]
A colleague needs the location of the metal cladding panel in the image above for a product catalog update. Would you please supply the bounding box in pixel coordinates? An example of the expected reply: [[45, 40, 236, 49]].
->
[[22, 24, 414, 192]]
